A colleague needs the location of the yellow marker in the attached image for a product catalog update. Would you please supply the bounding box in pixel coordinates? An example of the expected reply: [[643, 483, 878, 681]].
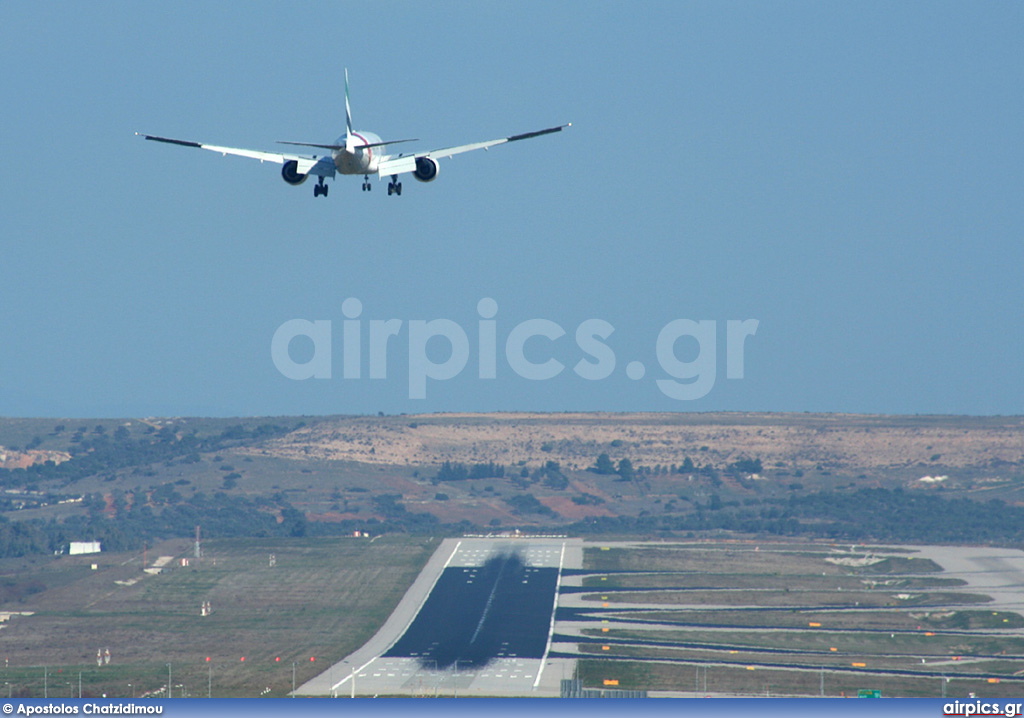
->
[[602, 602, 609, 607], [830, 647, 838, 652], [808, 622, 821, 627], [601, 619, 609, 623], [746, 666, 755, 671], [988, 678, 1001, 684], [601, 576, 608, 581], [602, 645, 610, 651], [603, 679, 619, 686], [852, 662, 866, 667], [601, 547, 610, 551], [602, 627, 609, 632]]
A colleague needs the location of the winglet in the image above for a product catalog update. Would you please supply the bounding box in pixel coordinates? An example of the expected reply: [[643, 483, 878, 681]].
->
[[137, 132, 202, 149], [506, 123, 571, 143]]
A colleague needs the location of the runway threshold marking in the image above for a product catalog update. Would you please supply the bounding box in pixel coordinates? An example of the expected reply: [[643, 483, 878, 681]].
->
[[533, 540, 567, 689]]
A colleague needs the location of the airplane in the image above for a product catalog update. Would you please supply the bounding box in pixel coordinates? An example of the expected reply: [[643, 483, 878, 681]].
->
[[138, 70, 569, 198]]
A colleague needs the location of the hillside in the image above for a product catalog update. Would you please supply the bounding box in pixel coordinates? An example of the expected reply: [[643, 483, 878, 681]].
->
[[0, 413, 1022, 552], [255, 412, 1024, 473]]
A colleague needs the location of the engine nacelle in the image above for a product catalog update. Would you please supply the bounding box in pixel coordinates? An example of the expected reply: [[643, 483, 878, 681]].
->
[[281, 160, 308, 186], [413, 156, 440, 183]]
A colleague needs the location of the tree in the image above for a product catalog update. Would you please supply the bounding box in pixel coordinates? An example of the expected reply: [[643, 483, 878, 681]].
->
[[506, 493, 555, 516], [280, 507, 307, 537], [468, 462, 505, 479], [434, 461, 469, 482], [729, 457, 763, 474], [617, 458, 635, 481], [591, 453, 616, 475]]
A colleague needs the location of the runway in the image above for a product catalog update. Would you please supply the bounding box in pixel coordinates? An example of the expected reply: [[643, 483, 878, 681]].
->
[[295, 536, 582, 696]]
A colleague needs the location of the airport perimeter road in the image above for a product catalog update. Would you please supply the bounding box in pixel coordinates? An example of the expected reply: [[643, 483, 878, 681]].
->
[[295, 536, 581, 697]]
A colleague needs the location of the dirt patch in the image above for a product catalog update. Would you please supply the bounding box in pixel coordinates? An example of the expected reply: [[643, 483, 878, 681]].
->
[[539, 495, 615, 520], [247, 413, 1024, 474]]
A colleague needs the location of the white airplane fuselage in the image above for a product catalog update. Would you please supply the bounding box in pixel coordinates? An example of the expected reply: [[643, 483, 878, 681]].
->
[[333, 131, 384, 175]]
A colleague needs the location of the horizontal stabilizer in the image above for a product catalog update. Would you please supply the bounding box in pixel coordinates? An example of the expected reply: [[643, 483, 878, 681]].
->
[[277, 138, 419, 151]]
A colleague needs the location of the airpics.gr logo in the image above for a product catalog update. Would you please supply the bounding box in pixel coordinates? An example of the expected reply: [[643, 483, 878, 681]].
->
[[271, 298, 758, 400]]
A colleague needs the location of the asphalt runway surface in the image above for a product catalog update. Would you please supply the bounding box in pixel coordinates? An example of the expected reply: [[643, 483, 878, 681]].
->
[[384, 552, 558, 667], [296, 537, 581, 696]]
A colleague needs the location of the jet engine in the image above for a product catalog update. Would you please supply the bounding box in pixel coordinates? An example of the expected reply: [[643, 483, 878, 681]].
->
[[281, 160, 308, 186], [413, 157, 440, 182]]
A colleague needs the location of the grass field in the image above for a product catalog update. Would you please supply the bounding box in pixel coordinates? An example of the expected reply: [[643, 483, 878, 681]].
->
[[580, 572, 964, 591], [583, 545, 942, 575], [577, 659, 1018, 699], [572, 542, 1024, 698], [0, 534, 438, 698], [3, 532, 1023, 699], [580, 627, 1024, 657]]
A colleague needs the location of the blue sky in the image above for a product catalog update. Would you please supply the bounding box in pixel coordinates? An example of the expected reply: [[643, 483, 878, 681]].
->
[[1, 2, 1021, 417]]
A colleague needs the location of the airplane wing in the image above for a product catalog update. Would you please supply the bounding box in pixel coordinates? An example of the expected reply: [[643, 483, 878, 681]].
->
[[136, 133, 337, 177], [425, 123, 570, 160], [376, 123, 569, 177]]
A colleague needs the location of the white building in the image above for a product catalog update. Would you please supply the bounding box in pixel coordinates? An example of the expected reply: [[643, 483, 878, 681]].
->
[[69, 541, 102, 555]]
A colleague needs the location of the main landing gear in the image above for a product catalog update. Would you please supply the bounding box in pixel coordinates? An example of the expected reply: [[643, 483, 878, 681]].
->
[[313, 177, 329, 198], [362, 175, 372, 192], [387, 174, 403, 196]]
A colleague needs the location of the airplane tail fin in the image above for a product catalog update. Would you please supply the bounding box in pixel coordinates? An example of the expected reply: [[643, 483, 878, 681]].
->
[[344, 68, 355, 152]]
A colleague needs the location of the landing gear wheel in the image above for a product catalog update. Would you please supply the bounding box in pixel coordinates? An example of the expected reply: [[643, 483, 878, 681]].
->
[[395, 182, 402, 196], [313, 185, 322, 197], [387, 182, 394, 196], [322, 184, 329, 197]]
